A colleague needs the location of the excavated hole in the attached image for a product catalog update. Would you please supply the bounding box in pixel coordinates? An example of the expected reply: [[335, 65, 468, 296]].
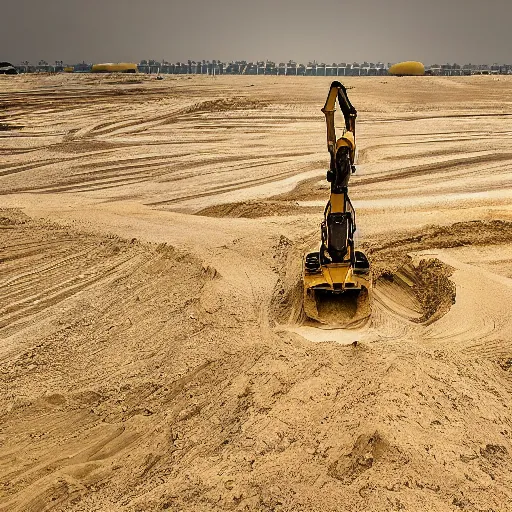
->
[[270, 241, 456, 329], [373, 259, 455, 325]]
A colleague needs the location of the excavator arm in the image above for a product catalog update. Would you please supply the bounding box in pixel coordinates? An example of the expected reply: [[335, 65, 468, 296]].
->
[[322, 81, 357, 175], [303, 81, 370, 325], [321, 81, 359, 263]]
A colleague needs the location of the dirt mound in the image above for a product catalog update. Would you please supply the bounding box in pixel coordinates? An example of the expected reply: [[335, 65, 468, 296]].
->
[[272, 175, 329, 202], [179, 97, 268, 117], [328, 431, 407, 485], [0, 209, 206, 338], [195, 173, 333, 219], [196, 200, 317, 218]]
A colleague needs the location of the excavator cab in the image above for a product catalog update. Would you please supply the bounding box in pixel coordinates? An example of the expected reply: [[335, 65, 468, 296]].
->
[[303, 82, 371, 326]]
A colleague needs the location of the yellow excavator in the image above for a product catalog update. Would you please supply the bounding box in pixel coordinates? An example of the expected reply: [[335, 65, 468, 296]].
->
[[303, 81, 371, 325]]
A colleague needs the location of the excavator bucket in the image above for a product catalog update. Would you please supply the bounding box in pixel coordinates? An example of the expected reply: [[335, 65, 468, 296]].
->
[[304, 287, 371, 327], [303, 250, 371, 327]]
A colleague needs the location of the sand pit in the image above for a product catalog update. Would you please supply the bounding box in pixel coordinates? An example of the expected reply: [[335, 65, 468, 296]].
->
[[2, 74, 512, 511]]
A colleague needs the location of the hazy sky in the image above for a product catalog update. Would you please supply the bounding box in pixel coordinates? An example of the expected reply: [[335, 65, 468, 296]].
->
[[3, 0, 511, 65]]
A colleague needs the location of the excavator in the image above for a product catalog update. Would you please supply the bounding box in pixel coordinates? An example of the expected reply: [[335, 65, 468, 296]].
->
[[303, 81, 371, 325]]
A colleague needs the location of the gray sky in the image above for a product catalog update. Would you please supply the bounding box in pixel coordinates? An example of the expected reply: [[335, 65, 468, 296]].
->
[[3, 0, 511, 65]]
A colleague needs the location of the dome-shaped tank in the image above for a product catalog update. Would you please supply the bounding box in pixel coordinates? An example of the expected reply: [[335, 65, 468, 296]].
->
[[388, 61, 425, 76]]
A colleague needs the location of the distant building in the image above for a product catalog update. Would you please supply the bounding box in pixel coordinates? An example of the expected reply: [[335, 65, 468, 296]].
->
[[0, 62, 17, 75]]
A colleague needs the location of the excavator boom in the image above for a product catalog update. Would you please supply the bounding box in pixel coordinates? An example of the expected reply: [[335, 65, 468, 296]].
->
[[303, 81, 370, 326]]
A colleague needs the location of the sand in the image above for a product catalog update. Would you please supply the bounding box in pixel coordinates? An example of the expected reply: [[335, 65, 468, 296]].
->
[[1, 73, 512, 511]]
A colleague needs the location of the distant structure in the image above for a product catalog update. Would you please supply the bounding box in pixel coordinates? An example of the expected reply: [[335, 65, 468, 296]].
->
[[0, 62, 17, 75], [133, 60, 390, 77], [388, 61, 425, 76], [132, 60, 512, 76], [74, 62, 92, 73], [12, 59, 512, 76]]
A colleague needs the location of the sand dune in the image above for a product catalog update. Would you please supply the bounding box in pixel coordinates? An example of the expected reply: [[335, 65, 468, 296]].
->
[[1, 73, 512, 511]]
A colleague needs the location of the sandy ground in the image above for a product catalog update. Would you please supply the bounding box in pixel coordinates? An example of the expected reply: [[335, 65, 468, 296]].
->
[[1, 73, 512, 511]]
